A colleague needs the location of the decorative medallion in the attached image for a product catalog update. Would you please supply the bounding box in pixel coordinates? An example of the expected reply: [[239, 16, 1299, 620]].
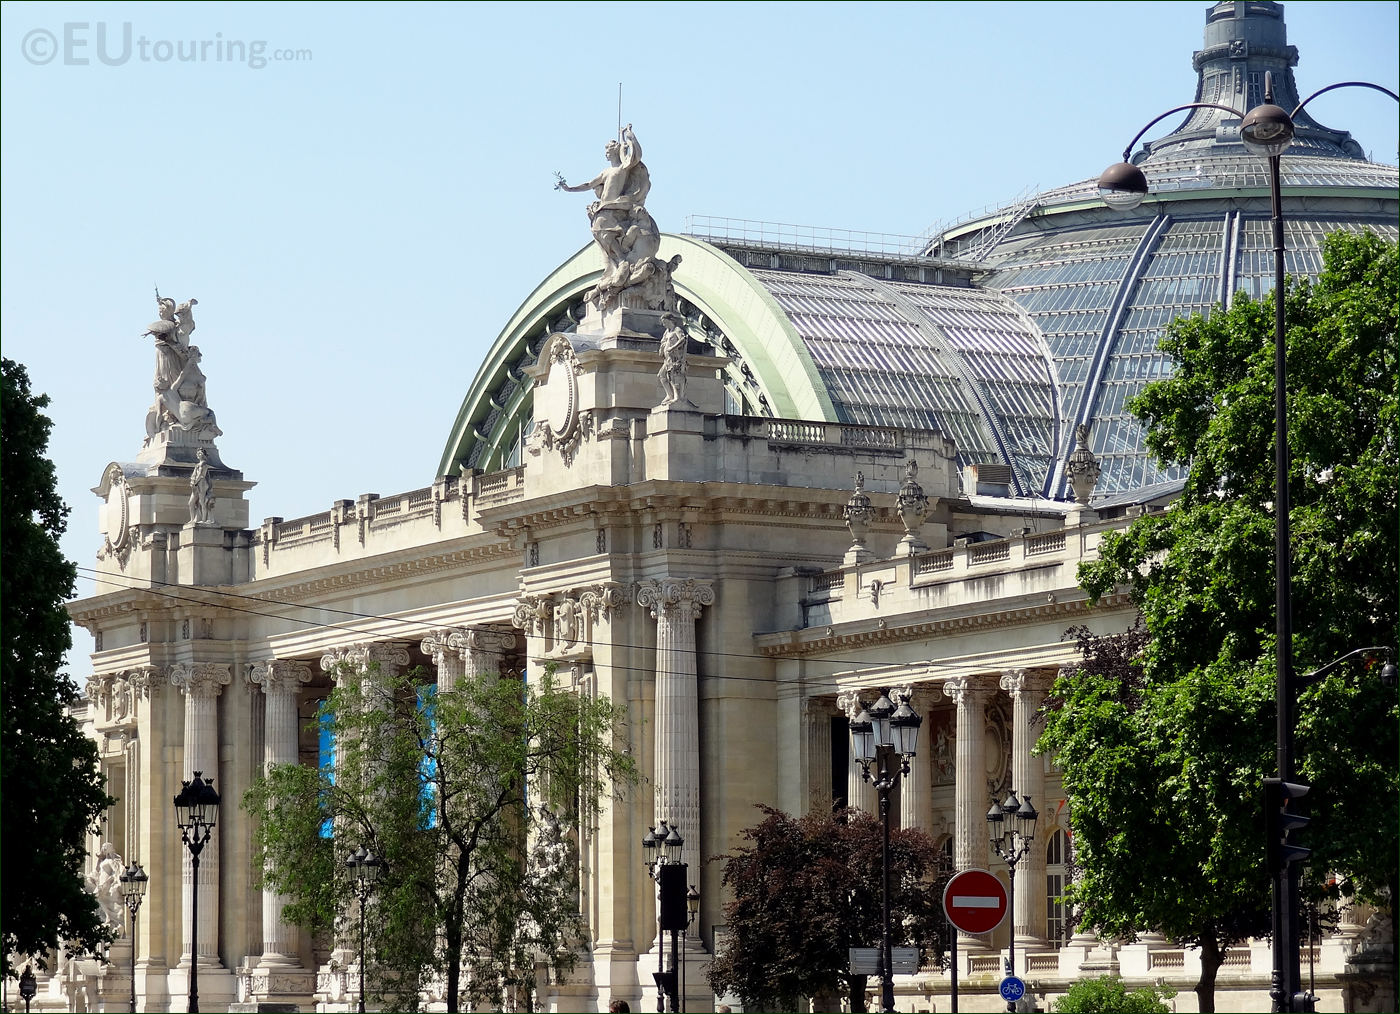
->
[[544, 336, 579, 441], [102, 465, 131, 557]]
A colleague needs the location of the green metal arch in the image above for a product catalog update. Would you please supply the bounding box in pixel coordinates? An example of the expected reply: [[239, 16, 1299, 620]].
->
[[436, 234, 837, 477]]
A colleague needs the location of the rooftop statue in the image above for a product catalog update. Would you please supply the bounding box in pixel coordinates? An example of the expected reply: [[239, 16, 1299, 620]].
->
[[141, 292, 221, 445], [556, 124, 681, 314]]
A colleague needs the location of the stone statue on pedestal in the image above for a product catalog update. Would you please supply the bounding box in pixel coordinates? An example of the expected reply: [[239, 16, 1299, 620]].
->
[[141, 293, 221, 445], [556, 124, 681, 314], [189, 448, 215, 525], [87, 842, 126, 933], [657, 313, 689, 406]]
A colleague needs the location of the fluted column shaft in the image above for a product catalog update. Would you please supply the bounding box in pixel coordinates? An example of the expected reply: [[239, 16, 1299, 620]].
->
[[804, 698, 833, 814], [836, 691, 877, 813], [1002, 670, 1049, 946], [171, 663, 231, 967], [896, 686, 932, 833], [637, 578, 713, 877], [249, 660, 312, 964], [422, 631, 465, 692], [460, 629, 515, 685], [944, 677, 991, 873]]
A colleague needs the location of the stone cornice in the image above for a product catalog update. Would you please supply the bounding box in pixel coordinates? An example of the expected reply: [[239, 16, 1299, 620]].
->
[[258, 543, 516, 604], [753, 591, 1132, 658], [482, 481, 884, 539]]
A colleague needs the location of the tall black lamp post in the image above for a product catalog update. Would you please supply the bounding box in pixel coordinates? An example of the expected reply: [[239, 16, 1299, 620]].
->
[[173, 770, 220, 1014], [849, 691, 922, 1014], [643, 820, 689, 1013], [18, 965, 37, 1014], [1097, 75, 1398, 1014], [346, 845, 384, 1014], [987, 791, 1038, 1012], [120, 862, 149, 1014]]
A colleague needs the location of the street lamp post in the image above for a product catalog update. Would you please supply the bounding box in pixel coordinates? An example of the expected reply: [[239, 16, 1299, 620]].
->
[[119, 862, 149, 1014], [173, 770, 220, 1014], [1097, 74, 1399, 1014], [643, 820, 689, 1013], [346, 845, 384, 1014], [18, 965, 37, 1014], [987, 791, 1038, 1012], [849, 691, 922, 1014]]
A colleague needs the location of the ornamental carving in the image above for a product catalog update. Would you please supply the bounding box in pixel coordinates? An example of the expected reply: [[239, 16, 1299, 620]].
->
[[449, 628, 518, 656], [127, 667, 162, 700], [169, 662, 232, 697], [247, 659, 313, 695], [579, 581, 626, 623], [554, 597, 581, 649], [527, 335, 593, 467], [86, 672, 136, 726], [512, 593, 551, 636], [942, 674, 993, 707], [835, 689, 866, 720], [635, 577, 714, 621]]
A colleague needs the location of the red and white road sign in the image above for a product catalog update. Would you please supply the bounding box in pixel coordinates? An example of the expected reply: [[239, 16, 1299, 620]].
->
[[943, 869, 1008, 935]]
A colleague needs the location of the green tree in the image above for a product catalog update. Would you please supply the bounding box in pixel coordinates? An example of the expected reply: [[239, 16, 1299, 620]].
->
[[2, 358, 115, 977], [245, 662, 634, 1013], [1053, 975, 1175, 1014], [1041, 231, 1398, 1012], [708, 805, 949, 1013]]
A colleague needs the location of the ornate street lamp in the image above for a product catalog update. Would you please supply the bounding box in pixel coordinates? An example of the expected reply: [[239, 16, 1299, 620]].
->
[[120, 862, 149, 1014], [18, 965, 37, 1014], [987, 791, 1038, 1011], [1098, 75, 1398, 1014], [346, 845, 384, 1014], [642, 820, 688, 1012], [173, 770, 220, 1014], [849, 690, 922, 1014]]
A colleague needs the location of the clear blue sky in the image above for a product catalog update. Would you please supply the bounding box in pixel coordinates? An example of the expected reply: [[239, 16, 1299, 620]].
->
[[2, 1, 1396, 673]]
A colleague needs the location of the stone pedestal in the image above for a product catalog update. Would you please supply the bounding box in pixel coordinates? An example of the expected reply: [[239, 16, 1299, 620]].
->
[[645, 405, 707, 483], [177, 522, 234, 586], [578, 305, 670, 342]]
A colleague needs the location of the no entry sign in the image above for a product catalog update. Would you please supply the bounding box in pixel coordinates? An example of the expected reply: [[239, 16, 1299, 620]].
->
[[943, 868, 1008, 935]]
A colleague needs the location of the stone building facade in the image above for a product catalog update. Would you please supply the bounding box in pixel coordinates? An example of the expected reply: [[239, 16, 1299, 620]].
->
[[42, 2, 1398, 1011]]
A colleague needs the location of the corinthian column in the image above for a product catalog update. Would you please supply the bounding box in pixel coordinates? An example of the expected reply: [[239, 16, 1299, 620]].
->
[[456, 629, 516, 684], [1001, 669, 1050, 948], [894, 685, 932, 833], [943, 676, 992, 874], [803, 697, 833, 815], [421, 630, 465, 692], [248, 660, 313, 966], [169, 663, 232, 970], [636, 578, 713, 877], [836, 690, 876, 814]]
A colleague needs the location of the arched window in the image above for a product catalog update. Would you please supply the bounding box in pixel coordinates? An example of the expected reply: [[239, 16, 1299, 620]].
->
[[1046, 828, 1070, 945]]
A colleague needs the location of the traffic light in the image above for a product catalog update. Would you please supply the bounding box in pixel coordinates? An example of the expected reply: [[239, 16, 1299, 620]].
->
[[1264, 777, 1310, 874]]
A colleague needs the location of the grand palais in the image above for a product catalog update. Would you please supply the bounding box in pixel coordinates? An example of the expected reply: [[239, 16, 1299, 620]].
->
[[36, 1, 1399, 1011]]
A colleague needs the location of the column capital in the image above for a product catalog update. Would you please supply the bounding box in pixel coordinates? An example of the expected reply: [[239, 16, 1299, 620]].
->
[[449, 627, 518, 656], [248, 659, 313, 695], [127, 665, 163, 700], [636, 577, 714, 620], [835, 689, 865, 719], [999, 669, 1053, 697], [420, 628, 458, 663], [169, 662, 232, 697], [512, 592, 550, 635], [943, 674, 996, 706], [579, 581, 627, 622], [351, 641, 410, 670]]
